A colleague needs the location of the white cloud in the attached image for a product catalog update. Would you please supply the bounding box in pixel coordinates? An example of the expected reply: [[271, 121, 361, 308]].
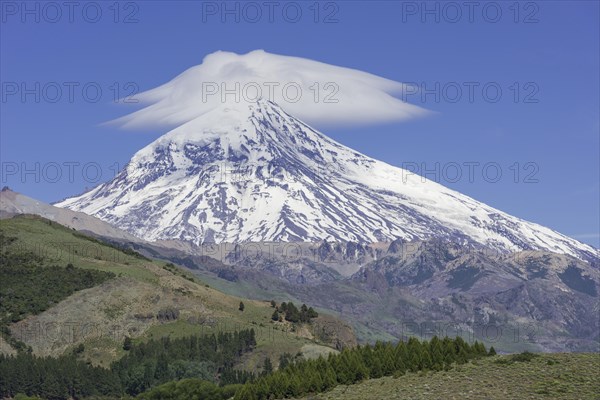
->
[[109, 50, 429, 130]]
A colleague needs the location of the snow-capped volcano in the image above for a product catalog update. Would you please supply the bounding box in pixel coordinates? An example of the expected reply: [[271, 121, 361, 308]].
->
[[57, 99, 596, 262]]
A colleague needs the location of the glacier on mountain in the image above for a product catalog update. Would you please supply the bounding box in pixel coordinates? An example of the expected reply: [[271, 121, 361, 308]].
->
[[57, 99, 597, 263]]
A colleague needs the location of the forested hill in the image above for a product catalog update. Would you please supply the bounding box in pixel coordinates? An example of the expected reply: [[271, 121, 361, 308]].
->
[[0, 215, 353, 399]]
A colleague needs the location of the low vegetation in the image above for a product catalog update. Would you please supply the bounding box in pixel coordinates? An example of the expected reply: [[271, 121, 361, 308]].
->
[[234, 336, 488, 399], [299, 352, 600, 400], [0, 231, 114, 351], [137, 378, 241, 400]]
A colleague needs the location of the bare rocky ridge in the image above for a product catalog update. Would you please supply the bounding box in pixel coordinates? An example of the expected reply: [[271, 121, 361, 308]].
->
[[1, 187, 141, 243], [188, 239, 599, 352]]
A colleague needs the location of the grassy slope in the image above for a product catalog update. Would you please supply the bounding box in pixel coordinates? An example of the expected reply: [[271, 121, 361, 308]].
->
[[300, 353, 600, 400], [0, 215, 344, 370], [193, 264, 557, 353], [193, 269, 399, 345]]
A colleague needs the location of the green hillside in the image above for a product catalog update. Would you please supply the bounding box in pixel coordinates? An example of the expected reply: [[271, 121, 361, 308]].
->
[[0, 215, 352, 398], [299, 353, 600, 400], [2, 215, 597, 400]]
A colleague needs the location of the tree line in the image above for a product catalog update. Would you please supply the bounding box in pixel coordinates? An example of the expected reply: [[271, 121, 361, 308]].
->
[[234, 336, 492, 399], [0, 329, 257, 399], [113, 329, 257, 395], [136, 335, 493, 400], [1, 333, 493, 400], [271, 301, 318, 323], [0, 353, 122, 399]]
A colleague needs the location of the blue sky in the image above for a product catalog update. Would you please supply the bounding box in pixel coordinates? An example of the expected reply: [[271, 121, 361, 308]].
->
[[1, 1, 598, 247]]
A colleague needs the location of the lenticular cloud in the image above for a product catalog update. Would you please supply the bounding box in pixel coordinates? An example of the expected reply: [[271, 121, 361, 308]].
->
[[110, 50, 428, 130]]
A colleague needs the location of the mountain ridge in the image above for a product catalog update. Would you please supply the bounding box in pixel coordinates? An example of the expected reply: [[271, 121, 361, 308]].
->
[[55, 99, 597, 263], [2, 190, 598, 352]]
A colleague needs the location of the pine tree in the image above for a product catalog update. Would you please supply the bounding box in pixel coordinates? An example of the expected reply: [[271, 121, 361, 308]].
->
[[457, 346, 468, 364], [270, 373, 286, 398], [394, 341, 408, 371], [154, 352, 169, 382], [40, 372, 67, 400], [306, 368, 323, 392], [407, 338, 422, 372], [488, 346, 497, 356], [421, 346, 433, 370], [371, 356, 383, 378], [235, 384, 258, 400], [335, 353, 352, 385], [348, 351, 369, 382], [286, 373, 301, 397], [278, 353, 293, 370], [323, 365, 337, 389], [262, 357, 273, 376], [255, 378, 270, 399], [284, 303, 300, 322], [443, 351, 455, 370], [430, 337, 444, 371]]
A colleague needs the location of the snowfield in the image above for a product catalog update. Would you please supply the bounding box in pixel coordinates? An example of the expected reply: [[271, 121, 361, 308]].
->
[[57, 99, 597, 263]]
